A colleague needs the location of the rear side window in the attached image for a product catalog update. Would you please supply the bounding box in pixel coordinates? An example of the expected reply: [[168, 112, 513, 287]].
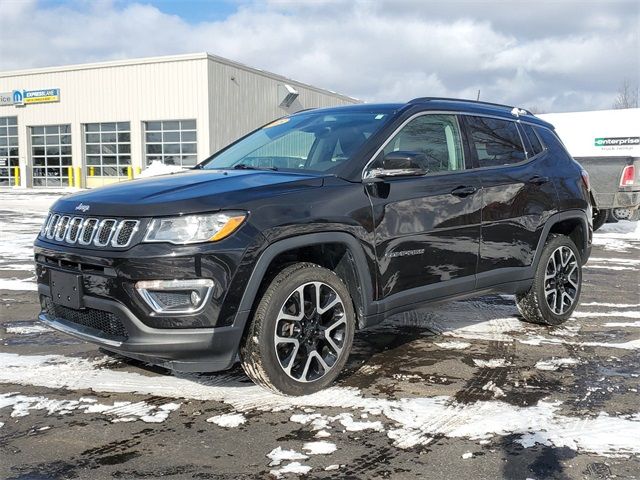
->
[[465, 116, 526, 167], [521, 123, 544, 157]]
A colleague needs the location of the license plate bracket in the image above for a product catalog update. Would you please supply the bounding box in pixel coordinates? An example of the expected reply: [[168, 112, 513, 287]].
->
[[50, 270, 83, 309]]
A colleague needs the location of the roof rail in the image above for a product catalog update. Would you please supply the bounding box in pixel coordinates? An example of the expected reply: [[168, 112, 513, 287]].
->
[[408, 97, 531, 115]]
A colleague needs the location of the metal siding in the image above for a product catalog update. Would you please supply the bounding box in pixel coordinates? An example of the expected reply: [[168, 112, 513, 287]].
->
[[206, 59, 358, 154]]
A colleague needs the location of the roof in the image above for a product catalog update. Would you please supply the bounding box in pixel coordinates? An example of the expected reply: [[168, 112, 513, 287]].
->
[[291, 98, 554, 128], [0, 52, 359, 103]]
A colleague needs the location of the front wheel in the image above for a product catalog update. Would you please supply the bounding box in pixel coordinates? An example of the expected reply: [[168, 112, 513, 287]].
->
[[516, 235, 582, 325], [240, 262, 355, 395]]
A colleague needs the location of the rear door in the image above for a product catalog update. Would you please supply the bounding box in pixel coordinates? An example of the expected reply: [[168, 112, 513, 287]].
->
[[364, 113, 482, 307], [460, 115, 558, 287]]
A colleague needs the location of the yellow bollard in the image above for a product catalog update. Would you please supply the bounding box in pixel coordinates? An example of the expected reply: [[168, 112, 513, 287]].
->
[[136, 166, 141, 175], [127, 166, 133, 180], [68, 166, 73, 187], [89, 166, 95, 177], [14, 166, 20, 187], [75, 167, 82, 188]]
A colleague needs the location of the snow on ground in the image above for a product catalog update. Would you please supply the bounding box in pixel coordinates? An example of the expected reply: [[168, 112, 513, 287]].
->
[[1, 351, 639, 457], [535, 358, 581, 371], [0, 392, 180, 424]]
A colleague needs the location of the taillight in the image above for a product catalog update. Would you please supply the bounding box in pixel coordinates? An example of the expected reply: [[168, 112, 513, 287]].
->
[[620, 165, 635, 187], [581, 169, 590, 191]]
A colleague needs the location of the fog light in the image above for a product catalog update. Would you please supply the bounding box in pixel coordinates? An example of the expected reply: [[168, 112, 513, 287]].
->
[[135, 279, 214, 314]]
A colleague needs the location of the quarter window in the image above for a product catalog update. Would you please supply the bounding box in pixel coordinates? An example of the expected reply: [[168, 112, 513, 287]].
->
[[31, 124, 72, 187], [465, 116, 526, 168], [521, 123, 544, 157], [84, 122, 131, 177], [144, 120, 197, 167], [373, 114, 464, 173], [0, 116, 19, 186]]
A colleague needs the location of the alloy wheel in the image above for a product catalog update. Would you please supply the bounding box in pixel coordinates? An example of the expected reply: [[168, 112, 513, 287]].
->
[[274, 281, 347, 383], [544, 246, 579, 315]]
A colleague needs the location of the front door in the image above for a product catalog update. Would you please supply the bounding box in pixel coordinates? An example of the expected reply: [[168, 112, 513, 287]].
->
[[364, 113, 482, 310]]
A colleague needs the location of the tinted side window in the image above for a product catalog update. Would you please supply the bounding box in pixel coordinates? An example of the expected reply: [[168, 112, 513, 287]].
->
[[374, 114, 464, 173], [521, 124, 544, 156], [465, 116, 525, 167]]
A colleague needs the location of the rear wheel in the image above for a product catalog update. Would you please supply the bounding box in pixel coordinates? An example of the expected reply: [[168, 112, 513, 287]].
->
[[516, 235, 582, 325], [240, 262, 355, 395]]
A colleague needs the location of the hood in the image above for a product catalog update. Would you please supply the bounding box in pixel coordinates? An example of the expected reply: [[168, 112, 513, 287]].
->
[[51, 169, 326, 217]]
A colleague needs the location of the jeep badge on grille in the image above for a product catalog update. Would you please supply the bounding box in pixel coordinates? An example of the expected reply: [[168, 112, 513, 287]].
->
[[75, 203, 90, 212]]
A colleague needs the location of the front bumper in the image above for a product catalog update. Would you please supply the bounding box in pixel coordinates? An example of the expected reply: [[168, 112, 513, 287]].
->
[[38, 283, 247, 372]]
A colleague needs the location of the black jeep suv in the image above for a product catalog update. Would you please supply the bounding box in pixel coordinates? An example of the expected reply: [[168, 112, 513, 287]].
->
[[35, 98, 592, 395]]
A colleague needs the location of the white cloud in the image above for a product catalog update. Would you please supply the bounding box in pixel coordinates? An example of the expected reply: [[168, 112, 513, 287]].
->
[[0, 0, 637, 112]]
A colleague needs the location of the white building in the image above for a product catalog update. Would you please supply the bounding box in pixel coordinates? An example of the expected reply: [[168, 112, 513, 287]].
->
[[0, 53, 358, 189]]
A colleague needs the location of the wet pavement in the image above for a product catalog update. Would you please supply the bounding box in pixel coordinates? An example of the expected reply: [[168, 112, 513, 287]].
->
[[1, 191, 639, 479]]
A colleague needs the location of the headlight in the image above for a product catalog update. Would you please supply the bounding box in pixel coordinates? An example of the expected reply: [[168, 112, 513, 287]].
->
[[144, 212, 247, 244]]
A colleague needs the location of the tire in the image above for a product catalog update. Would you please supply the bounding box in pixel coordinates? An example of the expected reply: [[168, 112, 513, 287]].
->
[[516, 235, 582, 326], [592, 208, 608, 231], [240, 262, 355, 395]]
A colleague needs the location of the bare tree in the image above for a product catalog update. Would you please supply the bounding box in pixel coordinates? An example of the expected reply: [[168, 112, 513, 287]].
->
[[613, 79, 639, 109]]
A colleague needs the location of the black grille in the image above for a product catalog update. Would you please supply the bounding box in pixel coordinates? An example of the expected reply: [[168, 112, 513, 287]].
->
[[43, 297, 128, 339]]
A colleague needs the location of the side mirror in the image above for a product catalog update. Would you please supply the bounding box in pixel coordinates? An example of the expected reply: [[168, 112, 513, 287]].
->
[[364, 151, 428, 181]]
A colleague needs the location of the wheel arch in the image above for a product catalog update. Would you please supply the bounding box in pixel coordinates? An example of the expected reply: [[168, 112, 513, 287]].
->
[[534, 210, 591, 268], [235, 233, 375, 332]]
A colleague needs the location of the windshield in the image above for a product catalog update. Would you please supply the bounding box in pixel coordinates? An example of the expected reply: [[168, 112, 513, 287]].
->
[[200, 110, 393, 173]]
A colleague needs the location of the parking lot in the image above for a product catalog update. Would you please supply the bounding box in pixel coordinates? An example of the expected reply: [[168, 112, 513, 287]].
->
[[1, 191, 639, 479]]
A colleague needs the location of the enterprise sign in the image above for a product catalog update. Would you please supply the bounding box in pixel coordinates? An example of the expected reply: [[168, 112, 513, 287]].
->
[[0, 88, 60, 107]]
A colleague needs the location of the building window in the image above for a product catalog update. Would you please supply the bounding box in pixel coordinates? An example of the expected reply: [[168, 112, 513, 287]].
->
[[31, 125, 72, 187], [0, 116, 19, 187], [144, 120, 197, 167], [85, 122, 131, 177]]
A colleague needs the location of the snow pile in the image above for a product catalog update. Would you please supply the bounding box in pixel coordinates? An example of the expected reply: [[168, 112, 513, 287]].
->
[[535, 358, 580, 371], [434, 341, 471, 350], [270, 462, 312, 478], [136, 161, 186, 178], [473, 358, 510, 368], [5, 323, 50, 335], [267, 446, 308, 466], [302, 441, 337, 455], [206, 412, 246, 428]]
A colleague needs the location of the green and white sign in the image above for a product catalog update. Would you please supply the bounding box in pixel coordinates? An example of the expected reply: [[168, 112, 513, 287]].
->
[[594, 136, 640, 147]]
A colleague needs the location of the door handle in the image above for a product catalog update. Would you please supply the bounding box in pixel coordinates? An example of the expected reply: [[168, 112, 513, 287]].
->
[[528, 175, 550, 185], [450, 185, 478, 197]]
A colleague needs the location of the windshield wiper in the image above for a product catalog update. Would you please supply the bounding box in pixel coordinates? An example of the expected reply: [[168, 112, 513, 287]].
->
[[233, 164, 278, 171]]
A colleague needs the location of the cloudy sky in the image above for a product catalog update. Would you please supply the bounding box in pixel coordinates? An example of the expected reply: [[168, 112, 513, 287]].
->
[[0, 0, 638, 112]]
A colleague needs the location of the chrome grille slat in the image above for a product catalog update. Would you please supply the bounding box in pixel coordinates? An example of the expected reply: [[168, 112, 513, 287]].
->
[[42, 214, 139, 248], [79, 218, 99, 245], [46, 214, 60, 239], [112, 220, 139, 248], [94, 219, 118, 247], [54, 216, 71, 241], [65, 217, 84, 244]]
